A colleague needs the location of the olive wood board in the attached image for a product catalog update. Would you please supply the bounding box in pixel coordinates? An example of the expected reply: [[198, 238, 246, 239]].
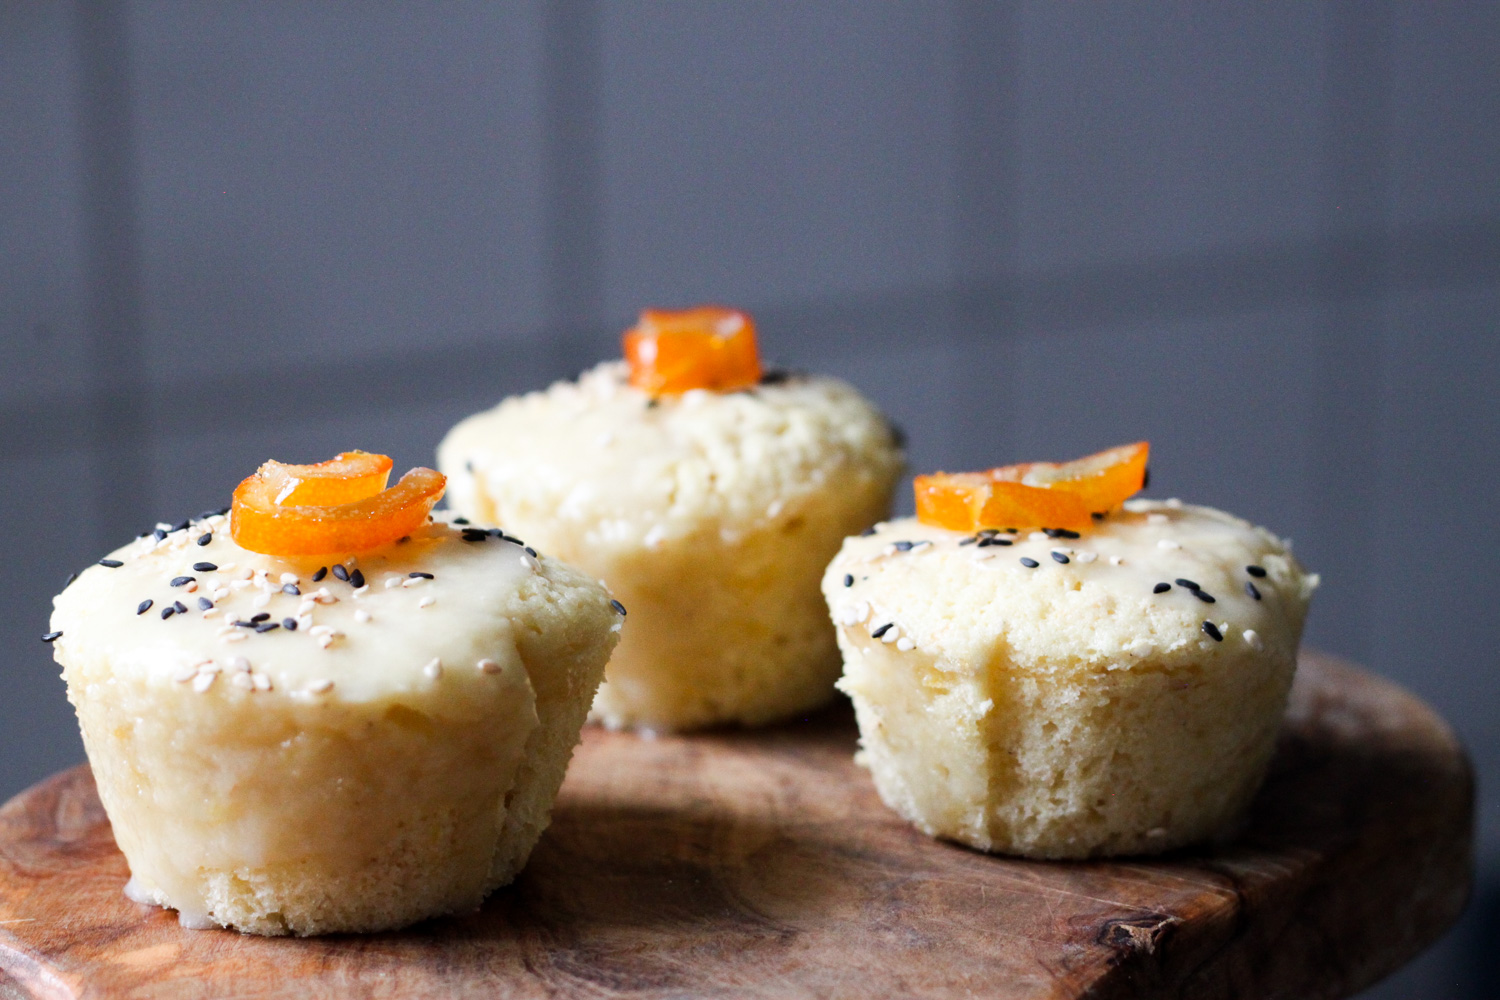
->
[[0, 652, 1473, 999]]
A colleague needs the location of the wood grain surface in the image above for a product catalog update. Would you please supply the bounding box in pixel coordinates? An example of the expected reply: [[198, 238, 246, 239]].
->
[[0, 652, 1473, 999]]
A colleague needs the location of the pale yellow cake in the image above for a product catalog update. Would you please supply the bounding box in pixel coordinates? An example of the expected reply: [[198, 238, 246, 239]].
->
[[50, 512, 620, 935], [438, 361, 903, 731], [821, 499, 1318, 858]]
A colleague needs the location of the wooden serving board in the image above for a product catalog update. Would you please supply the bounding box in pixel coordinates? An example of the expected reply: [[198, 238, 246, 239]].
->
[[0, 652, 1472, 1000]]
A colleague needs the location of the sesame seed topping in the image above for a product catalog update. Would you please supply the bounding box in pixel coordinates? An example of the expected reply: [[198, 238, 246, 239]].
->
[[170, 576, 194, 587], [1043, 528, 1081, 539], [196, 533, 212, 546], [478, 658, 502, 674], [610, 599, 627, 616], [282, 618, 298, 631], [197, 597, 213, 611], [1020, 557, 1040, 568], [172, 666, 198, 683], [422, 658, 443, 679], [41, 630, 62, 642], [250, 613, 270, 623], [462, 530, 488, 542], [137, 599, 154, 614], [860, 527, 877, 537], [160, 607, 175, 620], [843, 574, 854, 588], [152, 529, 167, 541], [453, 517, 469, 525], [978, 537, 1013, 547], [1243, 629, 1265, 651], [409, 571, 434, 580], [1246, 565, 1267, 578], [1157, 539, 1181, 550], [306, 679, 334, 694], [282, 583, 300, 596], [1175, 578, 1200, 590], [254, 622, 280, 633], [1051, 551, 1070, 564], [193, 562, 217, 572], [354, 609, 372, 623], [312, 566, 328, 582], [1202, 621, 1223, 642], [1245, 581, 1262, 600], [1153, 583, 1171, 594], [895, 637, 916, 652], [418, 596, 435, 608], [192, 672, 217, 693], [99, 559, 123, 568], [332, 565, 350, 582], [64, 572, 78, 588], [871, 623, 893, 639], [1193, 590, 1216, 603], [349, 569, 366, 589], [231, 672, 254, 690], [893, 541, 914, 552]]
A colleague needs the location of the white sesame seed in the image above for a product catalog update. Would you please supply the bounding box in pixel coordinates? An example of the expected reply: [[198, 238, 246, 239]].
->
[[1243, 629, 1264, 652], [352, 585, 370, 598], [1129, 641, 1155, 657], [422, 658, 442, 679], [1165, 498, 1183, 509], [226, 657, 250, 672], [418, 596, 435, 608], [191, 672, 217, 693], [314, 593, 339, 605], [1109, 555, 1125, 565], [297, 615, 314, 630], [279, 573, 298, 585], [229, 579, 251, 591], [766, 498, 784, 519], [643, 525, 666, 548], [171, 666, 199, 683], [202, 608, 220, 619], [1075, 550, 1097, 563], [211, 587, 229, 600], [384, 575, 402, 589], [251, 593, 271, 608], [309, 626, 334, 637], [306, 678, 334, 694], [298, 599, 316, 614], [1028, 531, 1048, 542], [402, 576, 427, 588], [1148, 513, 1169, 525], [895, 637, 916, 652], [216, 561, 235, 572], [1156, 539, 1181, 550], [316, 635, 334, 649], [520, 555, 539, 572], [477, 658, 501, 674], [183, 581, 199, 593], [156, 522, 173, 532], [880, 626, 900, 645], [231, 672, 254, 690], [252, 673, 272, 692], [354, 609, 372, 623]]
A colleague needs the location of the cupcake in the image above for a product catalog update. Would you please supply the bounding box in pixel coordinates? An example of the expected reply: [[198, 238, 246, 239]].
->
[[439, 307, 903, 731], [48, 452, 621, 935], [821, 443, 1318, 858]]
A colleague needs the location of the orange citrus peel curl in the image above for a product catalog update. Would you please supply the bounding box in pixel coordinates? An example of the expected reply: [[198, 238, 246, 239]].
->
[[623, 306, 762, 395], [914, 441, 1149, 533], [231, 452, 446, 556]]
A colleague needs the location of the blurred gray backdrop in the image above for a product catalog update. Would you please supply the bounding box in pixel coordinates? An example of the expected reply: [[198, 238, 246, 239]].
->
[[3, 2, 1496, 996]]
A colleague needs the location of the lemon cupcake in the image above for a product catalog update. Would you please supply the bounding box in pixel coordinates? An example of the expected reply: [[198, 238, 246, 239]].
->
[[48, 452, 621, 934], [821, 444, 1318, 858], [439, 307, 903, 731]]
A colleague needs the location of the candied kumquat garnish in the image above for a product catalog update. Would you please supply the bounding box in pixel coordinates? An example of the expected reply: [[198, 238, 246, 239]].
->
[[914, 441, 1149, 532], [257, 451, 393, 506], [623, 306, 761, 395], [231, 455, 446, 556]]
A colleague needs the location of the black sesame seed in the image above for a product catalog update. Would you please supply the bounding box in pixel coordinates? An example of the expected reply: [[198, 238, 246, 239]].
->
[[170, 576, 194, 587], [250, 613, 270, 623], [1202, 620, 1223, 642], [282, 618, 298, 631], [1245, 581, 1262, 601], [196, 533, 212, 546], [1175, 578, 1200, 590], [331, 564, 349, 582], [979, 537, 1013, 547], [349, 569, 365, 589], [170, 601, 185, 614], [1091, 511, 1106, 521], [1153, 583, 1171, 594], [860, 526, 877, 537], [153, 528, 168, 541], [893, 541, 914, 552], [193, 562, 217, 572], [1020, 557, 1040, 568], [1005, 527, 1018, 534], [462, 530, 488, 542], [232, 620, 255, 628], [1246, 565, 1267, 578], [610, 599, 627, 616], [759, 368, 791, 385], [409, 571, 434, 580], [137, 599, 153, 614], [197, 597, 213, 611], [312, 566, 328, 582], [453, 517, 469, 525], [646, 398, 659, 409], [173, 519, 190, 532], [41, 630, 62, 642], [871, 623, 894, 639], [524, 547, 538, 558], [254, 622, 280, 633], [1044, 528, 1080, 539], [282, 583, 300, 596], [1193, 590, 1217, 604], [958, 536, 977, 546], [160, 607, 175, 620], [64, 571, 78, 587], [843, 573, 854, 588], [979, 528, 999, 536], [99, 559, 124, 568], [1142, 467, 1151, 489], [398, 535, 410, 544], [1051, 551, 1070, 564], [466, 460, 475, 472]]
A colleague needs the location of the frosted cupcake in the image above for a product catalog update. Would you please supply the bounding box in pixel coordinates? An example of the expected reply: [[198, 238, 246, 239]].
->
[[48, 452, 621, 935], [439, 307, 903, 731], [821, 443, 1318, 858]]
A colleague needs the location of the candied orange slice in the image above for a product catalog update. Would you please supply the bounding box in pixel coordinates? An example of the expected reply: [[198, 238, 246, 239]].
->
[[231, 456, 446, 556], [258, 451, 393, 506], [623, 306, 761, 395], [915, 442, 1149, 532]]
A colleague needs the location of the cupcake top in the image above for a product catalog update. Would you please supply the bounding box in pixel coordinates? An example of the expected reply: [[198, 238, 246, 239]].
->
[[438, 361, 903, 548], [50, 510, 622, 703], [824, 499, 1319, 673]]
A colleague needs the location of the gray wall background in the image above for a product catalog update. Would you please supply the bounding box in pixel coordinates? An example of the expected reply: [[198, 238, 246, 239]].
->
[[3, 2, 1496, 995]]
